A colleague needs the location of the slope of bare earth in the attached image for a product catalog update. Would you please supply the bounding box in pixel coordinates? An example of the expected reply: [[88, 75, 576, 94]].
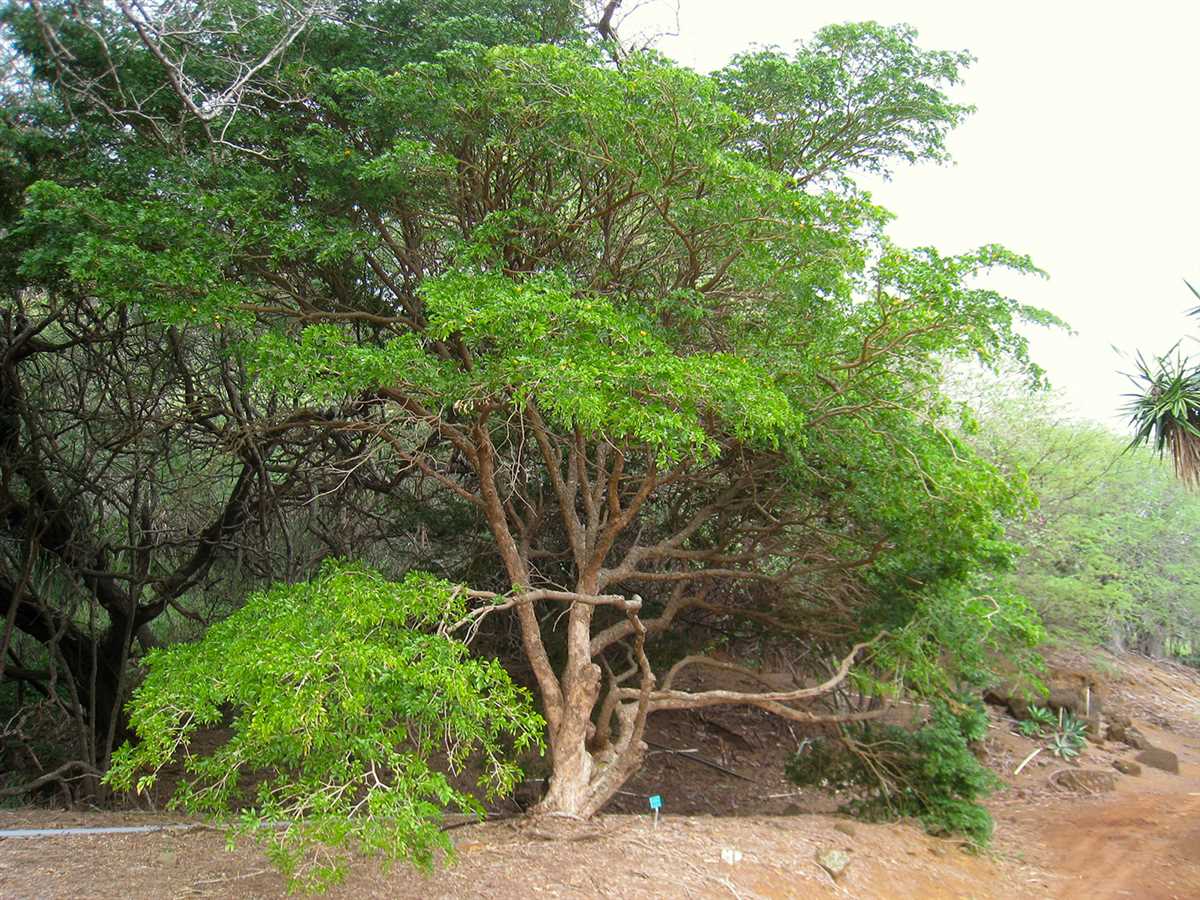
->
[[1, 646, 1197, 899], [989, 648, 1200, 900]]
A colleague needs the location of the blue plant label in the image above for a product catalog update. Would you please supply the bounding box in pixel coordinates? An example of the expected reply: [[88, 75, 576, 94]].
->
[[648, 794, 662, 810]]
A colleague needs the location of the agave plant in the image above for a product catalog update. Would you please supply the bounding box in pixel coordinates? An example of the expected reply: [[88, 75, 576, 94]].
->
[[1026, 704, 1057, 730], [1125, 283, 1200, 487], [1049, 732, 1082, 760], [1017, 719, 1042, 738]]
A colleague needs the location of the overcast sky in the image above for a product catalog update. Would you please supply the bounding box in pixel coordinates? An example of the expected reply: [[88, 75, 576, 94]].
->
[[625, 1, 1200, 427]]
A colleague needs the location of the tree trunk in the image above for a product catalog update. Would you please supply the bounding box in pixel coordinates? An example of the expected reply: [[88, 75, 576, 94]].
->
[[538, 740, 596, 815], [1, 578, 133, 779], [533, 575, 657, 817], [535, 693, 649, 818], [536, 575, 605, 816], [474, 425, 653, 819]]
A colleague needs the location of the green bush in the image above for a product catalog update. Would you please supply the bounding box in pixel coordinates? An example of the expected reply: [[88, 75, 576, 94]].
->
[[106, 560, 544, 891], [1024, 704, 1057, 734], [786, 701, 999, 845]]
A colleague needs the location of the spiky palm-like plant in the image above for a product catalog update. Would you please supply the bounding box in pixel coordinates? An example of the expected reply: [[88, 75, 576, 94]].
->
[[1125, 282, 1200, 486]]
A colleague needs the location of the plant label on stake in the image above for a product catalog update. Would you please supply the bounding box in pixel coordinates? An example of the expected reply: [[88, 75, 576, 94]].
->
[[648, 794, 662, 828]]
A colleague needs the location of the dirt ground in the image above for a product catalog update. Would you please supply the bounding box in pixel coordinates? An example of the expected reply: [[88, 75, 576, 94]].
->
[[992, 650, 1200, 900], [2, 648, 1198, 900]]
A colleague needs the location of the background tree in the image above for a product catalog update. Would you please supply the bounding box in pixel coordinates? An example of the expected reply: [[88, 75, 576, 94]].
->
[[0, 0, 584, 801], [1126, 283, 1200, 485], [958, 369, 1200, 658], [0, 294, 264, 793]]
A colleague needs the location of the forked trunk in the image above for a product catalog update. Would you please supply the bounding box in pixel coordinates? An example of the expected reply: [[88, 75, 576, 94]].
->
[[536, 577, 605, 817], [535, 718, 648, 818], [532, 569, 656, 818], [476, 429, 654, 818], [537, 742, 597, 816]]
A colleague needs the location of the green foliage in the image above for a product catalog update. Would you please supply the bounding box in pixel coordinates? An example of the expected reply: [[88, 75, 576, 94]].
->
[[1125, 282, 1200, 486], [865, 580, 1045, 703], [786, 701, 999, 845], [958, 375, 1200, 656], [106, 560, 544, 891], [1025, 705, 1057, 731], [1017, 719, 1042, 738]]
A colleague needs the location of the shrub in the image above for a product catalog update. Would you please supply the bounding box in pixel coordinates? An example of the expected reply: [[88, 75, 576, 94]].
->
[[786, 701, 1000, 845], [106, 560, 544, 891], [1048, 712, 1087, 759], [1025, 704, 1057, 731]]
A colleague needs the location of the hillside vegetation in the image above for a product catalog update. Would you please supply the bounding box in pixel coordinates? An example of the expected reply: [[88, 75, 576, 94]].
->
[[961, 378, 1200, 660], [0, 1, 1194, 890]]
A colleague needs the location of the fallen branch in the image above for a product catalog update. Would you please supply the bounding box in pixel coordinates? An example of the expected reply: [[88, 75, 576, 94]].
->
[[0, 760, 100, 798], [620, 633, 887, 715], [190, 869, 273, 889], [1013, 747, 1042, 776]]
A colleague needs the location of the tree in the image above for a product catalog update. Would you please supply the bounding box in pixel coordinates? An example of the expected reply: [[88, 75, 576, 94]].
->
[[957, 370, 1200, 657], [5, 4, 1050, 827], [107, 560, 544, 890], [1126, 283, 1200, 485], [1, 0, 585, 800]]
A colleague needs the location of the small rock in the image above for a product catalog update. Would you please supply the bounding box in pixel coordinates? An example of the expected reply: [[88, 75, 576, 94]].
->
[[1052, 769, 1117, 793], [1135, 747, 1180, 775], [816, 848, 852, 880], [1107, 714, 1132, 743], [1113, 759, 1142, 776], [1124, 727, 1152, 750], [833, 821, 857, 838], [1046, 686, 1087, 717]]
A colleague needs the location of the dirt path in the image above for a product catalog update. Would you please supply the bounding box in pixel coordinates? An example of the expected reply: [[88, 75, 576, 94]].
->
[[1027, 788, 1200, 899], [3, 650, 1199, 898], [998, 722, 1200, 900], [0, 811, 1024, 900], [1, 747, 1194, 900]]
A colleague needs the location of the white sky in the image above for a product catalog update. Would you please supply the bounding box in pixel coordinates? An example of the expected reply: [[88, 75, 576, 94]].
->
[[626, 1, 1200, 427]]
